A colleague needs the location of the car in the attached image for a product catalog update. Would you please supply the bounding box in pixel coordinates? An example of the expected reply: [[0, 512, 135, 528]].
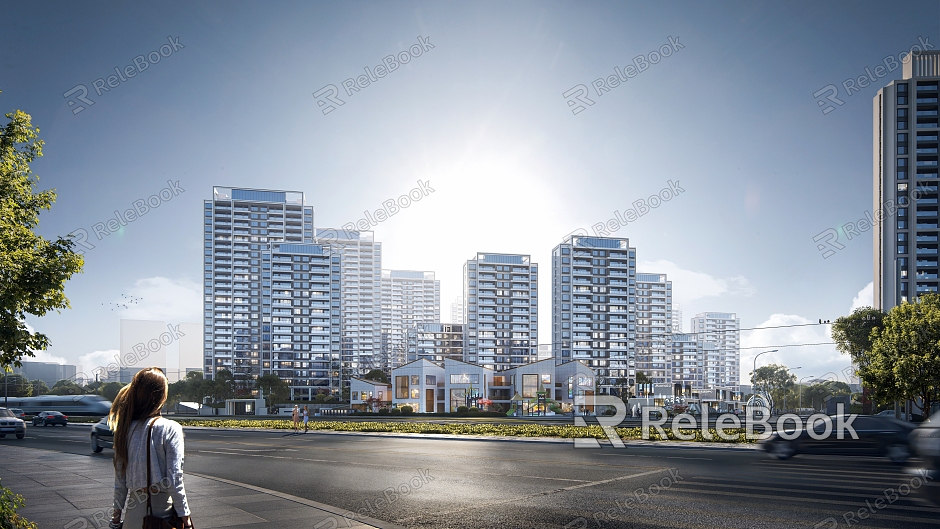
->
[[875, 409, 908, 420], [0, 407, 27, 439], [90, 417, 114, 453], [32, 411, 68, 427], [8, 408, 26, 420], [907, 411, 940, 506], [761, 415, 916, 463]]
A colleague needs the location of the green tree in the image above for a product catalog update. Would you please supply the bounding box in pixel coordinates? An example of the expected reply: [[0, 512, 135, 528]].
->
[[0, 100, 84, 370], [28, 379, 48, 396], [50, 379, 83, 395], [831, 307, 885, 384], [210, 369, 235, 402], [635, 371, 651, 397], [0, 374, 31, 397], [868, 294, 940, 416], [99, 382, 125, 401], [257, 374, 289, 407], [363, 369, 388, 383], [751, 364, 796, 411]]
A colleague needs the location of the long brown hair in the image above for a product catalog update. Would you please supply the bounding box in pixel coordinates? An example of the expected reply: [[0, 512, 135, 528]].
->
[[108, 367, 168, 469]]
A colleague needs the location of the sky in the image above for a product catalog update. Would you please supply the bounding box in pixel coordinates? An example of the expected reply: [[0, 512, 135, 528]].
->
[[2, 0, 937, 384]]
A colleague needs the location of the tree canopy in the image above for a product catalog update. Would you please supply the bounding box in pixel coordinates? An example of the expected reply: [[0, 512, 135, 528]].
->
[[363, 369, 388, 383], [868, 294, 940, 416], [751, 363, 796, 409], [0, 97, 84, 369]]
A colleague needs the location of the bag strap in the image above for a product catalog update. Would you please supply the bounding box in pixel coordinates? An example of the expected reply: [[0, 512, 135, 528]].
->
[[145, 417, 159, 516]]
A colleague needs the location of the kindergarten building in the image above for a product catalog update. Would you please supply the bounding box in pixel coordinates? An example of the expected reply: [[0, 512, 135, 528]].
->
[[389, 358, 597, 414]]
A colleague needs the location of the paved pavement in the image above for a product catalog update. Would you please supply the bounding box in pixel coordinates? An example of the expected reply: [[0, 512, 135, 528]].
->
[[0, 444, 401, 529]]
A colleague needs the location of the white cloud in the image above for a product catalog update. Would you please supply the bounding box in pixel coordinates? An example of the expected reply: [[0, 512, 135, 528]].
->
[[638, 259, 754, 308], [740, 313, 856, 386], [850, 282, 874, 312], [78, 349, 121, 376], [107, 277, 202, 323]]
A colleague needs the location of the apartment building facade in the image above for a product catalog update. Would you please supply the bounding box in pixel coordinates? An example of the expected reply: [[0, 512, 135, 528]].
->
[[380, 270, 440, 370], [551, 235, 636, 395], [315, 229, 382, 383], [690, 312, 740, 389], [874, 50, 940, 310], [203, 188, 344, 397], [634, 273, 673, 390], [463, 253, 538, 371]]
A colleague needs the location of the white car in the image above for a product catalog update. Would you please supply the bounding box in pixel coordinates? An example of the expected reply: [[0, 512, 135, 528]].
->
[[0, 407, 27, 439], [875, 409, 908, 420]]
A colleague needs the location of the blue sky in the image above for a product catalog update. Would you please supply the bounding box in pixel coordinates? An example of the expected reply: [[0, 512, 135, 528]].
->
[[2, 0, 937, 383]]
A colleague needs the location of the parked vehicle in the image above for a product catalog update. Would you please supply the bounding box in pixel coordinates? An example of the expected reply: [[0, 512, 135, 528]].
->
[[8, 408, 26, 420], [0, 407, 27, 439], [761, 415, 915, 463], [32, 411, 68, 427], [90, 417, 114, 453], [908, 411, 940, 506], [0, 395, 111, 416]]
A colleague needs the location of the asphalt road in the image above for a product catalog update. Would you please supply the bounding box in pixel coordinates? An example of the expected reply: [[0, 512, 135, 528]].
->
[[5, 423, 939, 529]]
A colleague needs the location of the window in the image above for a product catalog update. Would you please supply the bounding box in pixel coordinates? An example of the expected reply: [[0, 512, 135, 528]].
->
[[899, 121, 908, 130], [899, 109, 908, 118], [898, 83, 908, 92], [450, 373, 479, 384], [522, 374, 539, 398], [395, 376, 409, 399], [426, 375, 436, 385], [410, 375, 419, 386]]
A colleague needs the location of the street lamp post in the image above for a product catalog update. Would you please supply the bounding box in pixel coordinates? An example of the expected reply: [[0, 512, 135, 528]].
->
[[799, 375, 815, 412], [751, 349, 778, 398]]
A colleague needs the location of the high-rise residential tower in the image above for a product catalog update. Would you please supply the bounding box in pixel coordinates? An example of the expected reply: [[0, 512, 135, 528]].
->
[[406, 323, 464, 364], [315, 229, 382, 383], [690, 312, 740, 388], [874, 50, 940, 310], [450, 296, 465, 324], [463, 253, 538, 371], [634, 273, 672, 390], [671, 304, 683, 333], [204, 188, 343, 398], [381, 270, 441, 370], [552, 235, 636, 395]]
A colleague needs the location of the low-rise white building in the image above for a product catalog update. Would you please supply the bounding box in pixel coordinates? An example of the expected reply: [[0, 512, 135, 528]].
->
[[350, 377, 392, 411], [388, 357, 597, 414]]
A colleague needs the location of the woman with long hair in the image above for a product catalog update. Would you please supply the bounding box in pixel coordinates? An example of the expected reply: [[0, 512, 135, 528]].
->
[[109, 367, 193, 528]]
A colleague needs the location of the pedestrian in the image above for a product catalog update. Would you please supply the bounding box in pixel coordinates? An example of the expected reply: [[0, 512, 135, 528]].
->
[[109, 367, 194, 529], [303, 405, 309, 433], [291, 405, 300, 432]]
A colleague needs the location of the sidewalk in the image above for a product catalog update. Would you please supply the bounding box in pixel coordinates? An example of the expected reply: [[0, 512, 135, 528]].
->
[[0, 444, 401, 529]]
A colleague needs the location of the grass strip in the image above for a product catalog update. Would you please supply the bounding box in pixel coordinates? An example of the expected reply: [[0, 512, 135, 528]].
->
[[174, 419, 756, 443]]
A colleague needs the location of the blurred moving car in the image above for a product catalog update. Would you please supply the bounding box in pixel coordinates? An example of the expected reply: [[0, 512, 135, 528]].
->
[[761, 415, 915, 463], [32, 411, 68, 427], [875, 409, 908, 420], [90, 417, 113, 453], [908, 412, 940, 506], [0, 407, 27, 439], [8, 408, 26, 420]]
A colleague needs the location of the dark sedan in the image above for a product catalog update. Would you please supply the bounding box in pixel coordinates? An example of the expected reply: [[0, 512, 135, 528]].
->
[[32, 411, 68, 427], [761, 415, 915, 463], [90, 417, 113, 453]]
